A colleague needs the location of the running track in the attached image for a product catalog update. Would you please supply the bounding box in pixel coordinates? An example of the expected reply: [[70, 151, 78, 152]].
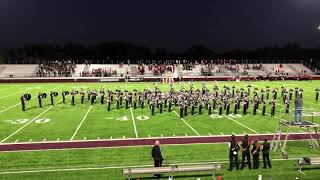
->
[[0, 133, 317, 152]]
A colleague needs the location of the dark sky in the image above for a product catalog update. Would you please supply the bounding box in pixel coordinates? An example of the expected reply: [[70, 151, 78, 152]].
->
[[0, 0, 319, 52]]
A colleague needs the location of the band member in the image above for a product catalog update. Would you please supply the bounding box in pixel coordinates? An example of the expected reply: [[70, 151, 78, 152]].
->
[[168, 97, 172, 112], [141, 97, 145, 109], [233, 101, 238, 114], [266, 87, 270, 100], [251, 140, 261, 169], [198, 99, 203, 114], [184, 100, 188, 116], [273, 88, 278, 99], [242, 100, 247, 115], [270, 99, 276, 117], [100, 88, 105, 104], [212, 95, 217, 109], [253, 100, 257, 115], [87, 88, 91, 101], [226, 100, 230, 115], [133, 96, 137, 109], [232, 86, 235, 98], [282, 90, 287, 104], [191, 99, 195, 115], [150, 99, 155, 116], [21, 96, 26, 111], [218, 102, 222, 115], [260, 89, 265, 101], [90, 91, 97, 105], [299, 88, 303, 98], [125, 93, 129, 109], [316, 89, 319, 101], [289, 89, 293, 100], [119, 92, 123, 106], [80, 89, 85, 104], [158, 99, 163, 114], [107, 97, 111, 111], [228, 135, 239, 171], [295, 87, 298, 98], [285, 98, 290, 113], [38, 93, 43, 108], [116, 93, 120, 109], [240, 135, 252, 170], [208, 103, 212, 115], [262, 139, 272, 169], [62, 91, 66, 103], [50, 91, 54, 106], [71, 90, 76, 106], [262, 101, 266, 116], [179, 100, 184, 118]]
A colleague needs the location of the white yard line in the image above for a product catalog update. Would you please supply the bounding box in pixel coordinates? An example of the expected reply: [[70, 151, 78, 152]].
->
[[216, 111, 259, 134], [173, 110, 200, 136], [0, 86, 17, 92], [70, 105, 93, 140], [0, 99, 62, 143], [0, 103, 20, 113], [129, 107, 139, 138], [0, 89, 28, 99]]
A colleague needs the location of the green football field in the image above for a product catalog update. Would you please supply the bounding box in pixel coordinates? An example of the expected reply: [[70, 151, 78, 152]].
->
[[0, 80, 320, 143], [0, 80, 320, 179]]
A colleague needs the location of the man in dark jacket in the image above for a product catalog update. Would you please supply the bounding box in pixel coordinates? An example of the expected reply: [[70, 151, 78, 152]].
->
[[228, 135, 239, 171], [262, 139, 272, 168], [151, 140, 164, 178], [240, 135, 251, 170]]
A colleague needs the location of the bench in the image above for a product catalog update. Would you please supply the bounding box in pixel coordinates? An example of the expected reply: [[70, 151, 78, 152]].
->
[[296, 157, 320, 171], [123, 163, 221, 180]]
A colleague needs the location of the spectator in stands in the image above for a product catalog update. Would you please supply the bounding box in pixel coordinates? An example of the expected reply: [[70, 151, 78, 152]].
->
[[151, 140, 164, 178], [294, 93, 303, 124]]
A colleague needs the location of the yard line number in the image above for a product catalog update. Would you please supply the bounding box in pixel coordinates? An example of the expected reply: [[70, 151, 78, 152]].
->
[[6, 118, 50, 124], [210, 114, 242, 119], [116, 115, 150, 121]]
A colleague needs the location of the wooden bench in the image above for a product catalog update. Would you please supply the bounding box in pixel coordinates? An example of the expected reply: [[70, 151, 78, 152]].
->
[[296, 157, 320, 171], [123, 163, 221, 179]]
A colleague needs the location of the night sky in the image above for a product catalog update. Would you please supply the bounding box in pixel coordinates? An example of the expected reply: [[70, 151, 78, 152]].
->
[[0, 0, 319, 52]]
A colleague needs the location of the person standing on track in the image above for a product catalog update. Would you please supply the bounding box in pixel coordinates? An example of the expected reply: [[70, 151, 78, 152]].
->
[[151, 140, 164, 179], [240, 134, 252, 170], [228, 135, 239, 171], [251, 139, 261, 169], [262, 139, 272, 169]]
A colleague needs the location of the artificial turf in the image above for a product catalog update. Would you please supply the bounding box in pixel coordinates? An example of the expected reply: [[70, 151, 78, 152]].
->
[[0, 81, 319, 143], [0, 141, 319, 179], [0, 80, 320, 179]]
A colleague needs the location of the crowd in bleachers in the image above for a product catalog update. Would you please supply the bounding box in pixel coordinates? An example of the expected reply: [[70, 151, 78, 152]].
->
[[271, 64, 288, 76], [36, 60, 76, 77], [80, 64, 119, 77], [30, 59, 314, 78], [137, 61, 175, 76]]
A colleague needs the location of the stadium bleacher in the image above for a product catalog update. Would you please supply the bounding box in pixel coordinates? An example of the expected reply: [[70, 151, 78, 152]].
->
[[0, 63, 315, 79]]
